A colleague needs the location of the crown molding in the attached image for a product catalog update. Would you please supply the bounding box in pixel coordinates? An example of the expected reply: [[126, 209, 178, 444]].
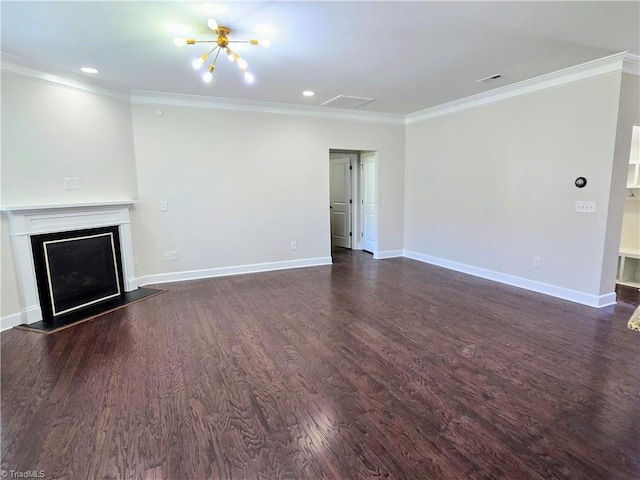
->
[[406, 51, 629, 125], [1, 54, 130, 103], [2, 51, 634, 126], [0, 53, 403, 125], [623, 53, 640, 76], [130, 91, 405, 125]]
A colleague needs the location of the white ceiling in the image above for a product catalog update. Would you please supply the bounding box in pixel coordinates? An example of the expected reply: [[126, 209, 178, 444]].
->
[[1, 1, 639, 115]]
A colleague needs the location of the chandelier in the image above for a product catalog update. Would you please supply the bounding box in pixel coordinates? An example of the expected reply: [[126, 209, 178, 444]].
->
[[174, 18, 270, 84]]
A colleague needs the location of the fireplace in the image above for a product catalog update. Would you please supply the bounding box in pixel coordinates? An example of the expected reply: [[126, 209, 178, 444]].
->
[[31, 226, 125, 322], [1, 202, 138, 326]]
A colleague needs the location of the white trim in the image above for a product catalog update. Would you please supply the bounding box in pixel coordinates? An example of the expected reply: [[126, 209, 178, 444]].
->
[[43, 232, 122, 316], [1, 313, 23, 332], [130, 90, 405, 125], [373, 250, 404, 259], [403, 250, 616, 308], [136, 257, 333, 286], [623, 54, 640, 76], [0, 200, 136, 212], [3, 52, 634, 123], [406, 52, 628, 124], [1, 56, 130, 103]]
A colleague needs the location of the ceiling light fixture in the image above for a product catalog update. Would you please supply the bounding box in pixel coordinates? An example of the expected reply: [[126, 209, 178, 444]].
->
[[80, 67, 99, 74], [174, 18, 270, 85], [302, 91, 315, 97]]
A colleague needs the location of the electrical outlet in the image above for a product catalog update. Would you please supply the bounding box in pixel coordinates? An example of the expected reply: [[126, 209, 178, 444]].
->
[[159, 201, 168, 211], [64, 177, 73, 190], [575, 201, 596, 213], [170, 250, 178, 260], [291, 241, 297, 250], [164, 252, 171, 261], [71, 177, 80, 189], [533, 256, 541, 268]]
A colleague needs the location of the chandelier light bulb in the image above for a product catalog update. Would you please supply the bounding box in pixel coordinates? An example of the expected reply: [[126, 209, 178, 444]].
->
[[180, 18, 265, 86], [207, 18, 218, 31]]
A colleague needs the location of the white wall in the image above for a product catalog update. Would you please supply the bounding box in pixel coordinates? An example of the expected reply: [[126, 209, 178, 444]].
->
[[1, 63, 634, 320], [1, 72, 139, 318], [1, 73, 138, 205], [404, 73, 623, 301], [129, 104, 405, 280]]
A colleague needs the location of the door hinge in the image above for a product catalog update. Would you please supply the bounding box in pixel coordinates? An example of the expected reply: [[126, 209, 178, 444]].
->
[[361, 232, 364, 237], [349, 165, 353, 170], [349, 232, 352, 237], [349, 199, 353, 204]]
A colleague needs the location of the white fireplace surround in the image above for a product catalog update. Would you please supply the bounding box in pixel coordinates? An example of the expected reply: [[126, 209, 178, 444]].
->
[[1, 201, 137, 325]]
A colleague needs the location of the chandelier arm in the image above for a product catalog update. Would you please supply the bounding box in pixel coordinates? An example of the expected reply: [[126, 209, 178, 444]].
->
[[211, 46, 222, 68], [205, 45, 219, 58]]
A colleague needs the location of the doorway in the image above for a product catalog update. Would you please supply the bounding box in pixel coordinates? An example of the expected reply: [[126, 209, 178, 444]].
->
[[329, 150, 378, 254], [616, 124, 640, 302]]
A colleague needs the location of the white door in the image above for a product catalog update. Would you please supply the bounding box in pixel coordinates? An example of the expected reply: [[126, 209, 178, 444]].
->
[[361, 152, 377, 253], [330, 155, 352, 248]]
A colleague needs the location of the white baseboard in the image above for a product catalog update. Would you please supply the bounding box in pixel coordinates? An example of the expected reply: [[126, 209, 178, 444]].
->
[[403, 250, 615, 308], [2, 252, 615, 330], [126, 276, 141, 291], [373, 250, 404, 260], [1, 312, 23, 332], [136, 256, 333, 286]]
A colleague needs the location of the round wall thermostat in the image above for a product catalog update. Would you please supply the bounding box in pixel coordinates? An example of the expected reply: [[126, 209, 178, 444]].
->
[[575, 177, 587, 188]]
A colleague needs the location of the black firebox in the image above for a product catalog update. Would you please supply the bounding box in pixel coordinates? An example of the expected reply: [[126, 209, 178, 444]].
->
[[31, 226, 125, 323]]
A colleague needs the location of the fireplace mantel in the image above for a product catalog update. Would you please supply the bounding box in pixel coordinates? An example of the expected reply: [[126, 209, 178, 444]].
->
[[2, 201, 138, 324]]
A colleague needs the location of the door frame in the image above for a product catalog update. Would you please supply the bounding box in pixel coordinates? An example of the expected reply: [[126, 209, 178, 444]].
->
[[329, 153, 355, 249], [329, 149, 378, 253], [360, 151, 378, 255]]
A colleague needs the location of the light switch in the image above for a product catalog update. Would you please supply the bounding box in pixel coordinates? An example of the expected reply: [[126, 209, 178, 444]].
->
[[159, 201, 168, 211]]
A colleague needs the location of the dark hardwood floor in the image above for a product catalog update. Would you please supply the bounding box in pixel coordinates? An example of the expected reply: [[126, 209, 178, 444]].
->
[[2, 249, 639, 480]]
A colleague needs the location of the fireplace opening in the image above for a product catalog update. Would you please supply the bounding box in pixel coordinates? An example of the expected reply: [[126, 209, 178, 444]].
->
[[31, 226, 125, 322]]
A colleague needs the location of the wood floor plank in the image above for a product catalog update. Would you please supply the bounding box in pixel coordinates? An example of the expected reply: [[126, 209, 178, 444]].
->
[[2, 249, 639, 479]]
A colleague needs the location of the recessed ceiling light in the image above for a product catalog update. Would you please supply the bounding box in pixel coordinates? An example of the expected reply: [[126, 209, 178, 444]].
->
[[80, 67, 99, 74], [302, 91, 315, 97]]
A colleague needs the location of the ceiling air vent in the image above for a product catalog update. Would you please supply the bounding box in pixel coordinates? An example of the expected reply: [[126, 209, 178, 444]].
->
[[321, 95, 375, 109], [476, 74, 502, 83]]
